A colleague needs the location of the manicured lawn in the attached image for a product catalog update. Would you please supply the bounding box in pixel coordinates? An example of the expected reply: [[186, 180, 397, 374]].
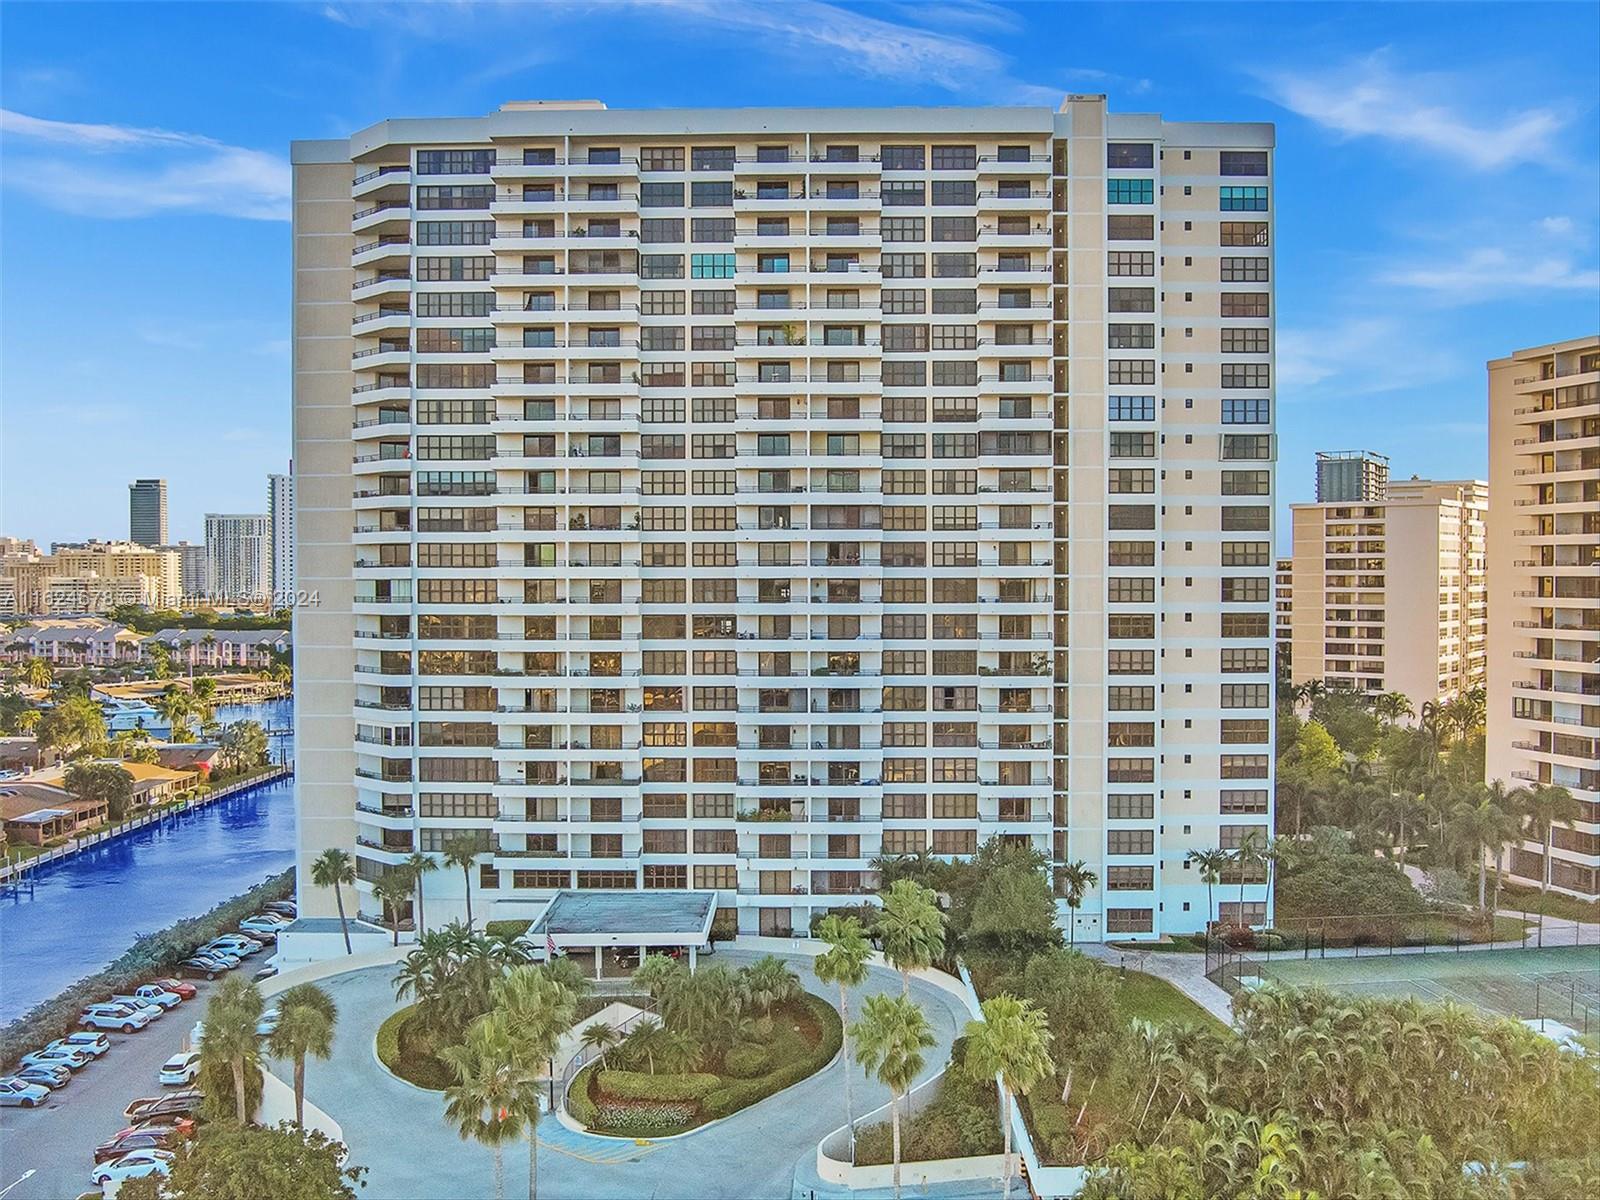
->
[[1496, 881, 1600, 925], [1118, 971, 1226, 1032]]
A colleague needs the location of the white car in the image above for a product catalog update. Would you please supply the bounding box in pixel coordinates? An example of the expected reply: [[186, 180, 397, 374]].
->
[[110, 996, 167, 1021], [132, 984, 184, 1010], [61, 1031, 111, 1058], [81, 1003, 154, 1033], [90, 1148, 174, 1191], [206, 937, 260, 958], [0, 1077, 49, 1107], [21, 1044, 91, 1072], [238, 915, 289, 936], [159, 1050, 203, 1086], [189, 1020, 205, 1049], [255, 1008, 280, 1037]]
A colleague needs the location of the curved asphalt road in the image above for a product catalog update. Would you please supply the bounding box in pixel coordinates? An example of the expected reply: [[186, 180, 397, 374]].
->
[[279, 950, 966, 1200]]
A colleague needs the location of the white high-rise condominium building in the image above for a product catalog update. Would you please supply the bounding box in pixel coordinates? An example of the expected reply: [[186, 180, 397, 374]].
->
[[1486, 335, 1599, 900], [292, 98, 1275, 942], [204, 513, 271, 605], [270, 469, 296, 599]]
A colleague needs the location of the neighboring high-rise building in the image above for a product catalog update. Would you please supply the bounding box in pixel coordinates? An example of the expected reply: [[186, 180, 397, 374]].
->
[[1275, 557, 1293, 677], [129, 479, 169, 546], [2, 541, 181, 613], [292, 97, 1276, 942], [158, 540, 209, 600], [1486, 335, 1599, 899], [269, 469, 296, 600], [1314, 450, 1389, 503], [204, 513, 271, 605], [1290, 477, 1488, 710]]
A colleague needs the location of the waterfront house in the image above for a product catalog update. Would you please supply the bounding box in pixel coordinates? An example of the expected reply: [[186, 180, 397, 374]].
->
[[0, 784, 108, 845], [153, 744, 222, 779]]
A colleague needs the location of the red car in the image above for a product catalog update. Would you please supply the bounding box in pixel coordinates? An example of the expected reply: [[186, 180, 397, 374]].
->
[[94, 1126, 187, 1163], [149, 978, 197, 1001]]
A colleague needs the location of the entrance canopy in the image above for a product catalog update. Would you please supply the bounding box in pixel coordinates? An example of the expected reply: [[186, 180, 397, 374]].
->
[[530, 889, 717, 952]]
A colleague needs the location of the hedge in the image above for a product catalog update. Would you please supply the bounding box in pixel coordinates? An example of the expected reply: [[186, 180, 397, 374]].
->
[[596, 1070, 722, 1101], [0, 868, 294, 1070], [484, 919, 532, 939], [566, 1059, 600, 1127], [701, 993, 842, 1119], [723, 1042, 771, 1078], [374, 1006, 456, 1091]]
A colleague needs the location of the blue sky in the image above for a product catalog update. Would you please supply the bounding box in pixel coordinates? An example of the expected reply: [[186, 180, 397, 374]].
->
[[2, 0, 1596, 548]]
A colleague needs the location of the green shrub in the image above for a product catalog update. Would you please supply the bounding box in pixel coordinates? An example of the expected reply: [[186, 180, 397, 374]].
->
[[723, 1042, 771, 1078], [596, 1070, 721, 1101], [484, 919, 532, 939], [566, 1060, 600, 1128], [374, 1005, 454, 1091], [701, 993, 842, 1119], [1, 869, 293, 1070]]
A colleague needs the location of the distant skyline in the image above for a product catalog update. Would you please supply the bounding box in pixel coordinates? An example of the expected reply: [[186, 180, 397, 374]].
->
[[2, 0, 1596, 545]]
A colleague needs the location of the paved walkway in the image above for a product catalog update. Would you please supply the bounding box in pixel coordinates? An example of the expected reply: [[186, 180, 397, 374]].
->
[[1076, 945, 1236, 1026], [271, 949, 972, 1200]]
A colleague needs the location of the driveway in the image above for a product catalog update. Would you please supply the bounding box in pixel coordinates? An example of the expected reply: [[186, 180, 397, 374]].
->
[[282, 950, 968, 1200]]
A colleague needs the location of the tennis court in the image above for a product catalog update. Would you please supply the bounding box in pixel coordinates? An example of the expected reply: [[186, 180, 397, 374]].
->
[[1253, 945, 1600, 1031]]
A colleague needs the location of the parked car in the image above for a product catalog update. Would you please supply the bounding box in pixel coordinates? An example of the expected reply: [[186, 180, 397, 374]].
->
[[0, 1077, 49, 1107], [125, 1089, 202, 1120], [59, 1031, 111, 1058], [23, 1044, 91, 1071], [94, 1126, 185, 1163], [159, 1051, 202, 1086], [206, 935, 262, 957], [89, 1149, 173, 1192], [117, 1113, 199, 1140], [148, 977, 197, 1001], [194, 946, 244, 967], [253, 962, 280, 982], [109, 996, 167, 1022], [178, 957, 225, 980], [14, 1063, 69, 1090], [262, 901, 297, 918], [80, 1003, 153, 1033], [255, 1008, 280, 1037], [131, 984, 184, 1010], [239, 914, 291, 936]]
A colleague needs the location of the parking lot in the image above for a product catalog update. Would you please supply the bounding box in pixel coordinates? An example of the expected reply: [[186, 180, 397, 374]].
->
[[0, 979, 217, 1200]]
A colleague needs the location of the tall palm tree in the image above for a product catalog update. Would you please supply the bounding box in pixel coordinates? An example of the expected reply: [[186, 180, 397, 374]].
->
[[1373, 690, 1413, 728], [21, 658, 51, 690], [1482, 779, 1528, 912], [1185, 849, 1230, 933], [201, 975, 264, 1124], [579, 1021, 621, 1069], [851, 993, 936, 1200], [1055, 860, 1097, 945], [443, 836, 482, 929], [964, 995, 1052, 1200], [372, 871, 414, 946], [1521, 783, 1582, 897], [266, 983, 337, 1128], [405, 851, 440, 934], [1231, 830, 1266, 927], [490, 967, 577, 1200], [1450, 792, 1523, 911], [876, 879, 945, 996], [813, 914, 871, 1152], [441, 1014, 525, 1200], [310, 847, 356, 955]]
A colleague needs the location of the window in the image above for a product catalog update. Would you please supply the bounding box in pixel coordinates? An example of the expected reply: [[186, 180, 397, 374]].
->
[[1107, 794, 1155, 819], [931, 144, 977, 170], [417, 220, 494, 246], [931, 216, 976, 242], [1220, 150, 1269, 176], [882, 253, 926, 279], [690, 180, 732, 207], [640, 290, 686, 315], [1108, 323, 1155, 349], [1221, 293, 1270, 318], [1106, 143, 1154, 169], [1107, 215, 1154, 240], [882, 181, 926, 206], [1221, 683, 1270, 709], [1107, 251, 1155, 276], [1222, 577, 1271, 603], [416, 148, 494, 174], [690, 146, 734, 171], [1221, 790, 1269, 814], [1109, 431, 1155, 458], [882, 216, 925, 242], [1221, 329, 1271, 354], [1221, 221, 1269, 247], [1106, 908, 1154, 934], [416, 293, 492, 318], [1107, 866, 1155, 891], [1108, 578, 1155, 604], [1223, 434, 1273, 460], [691, 217, 734, 243], [416, 256, 493, 281], [1109, 395, 1155, 421], [881, 145, 925, 171], [691, 290, 735, 315], [1108, 360, 1156, 385], [1107, 179, 1154, 205], [640, 254, 684, 279], [640, 182, 685, 207], [1107, 288, 1155, 313], [1221, 647, 1271, 673], [1221, 541, 1271, 567], [1221, 257, 1269, 282], [1221, 364, 1271, 389], [1220, 186, 1269, 211], [690, 253, 735, 279], [931, 288, 976, 313], [1107, 830, 1155, 855], [640, 147, 684, 171], [416, 185, 493, 210]]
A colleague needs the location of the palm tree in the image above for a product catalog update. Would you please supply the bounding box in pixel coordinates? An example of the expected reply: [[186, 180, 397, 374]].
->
[[156, 686, 193, 741], [311, 847, 356, 955], [404, 852, 440, 934], [851, 993, 936, 1200], [201, 975, 264, 1124], [1185, 849, 1230, 934], [579, 1021, 621, 1069], [1450, 792, 1524, 912], [1375, 789, 1423, 868], [1231, 831, 1266, 928], [744, 954, 800, 1017], [490, 967, 577, 1200], [266, 983, 336, 1128], [15, 709, 40, 735], [443, 836, 482, 929], [876, 878, 945, 996], [1521, 783, 1582, 897], [21, 658, 51, 690], [1055, 860, 1097, 945], [1482, 779, 1527, 912], [813, 914, 871, 1152], [372, 871, 414, 946], [964, 995, 1052, 1200], [1372, 690, 1414, 728], [441, 1014, 525, 1200], [632, 952, 683, 1000]]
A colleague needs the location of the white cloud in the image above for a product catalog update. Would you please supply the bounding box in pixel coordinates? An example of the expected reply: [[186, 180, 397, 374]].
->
[[1258, 51, 1564, 170], [1539, 215, 1577, 238], [1380, 247, 1600, 301], [1278, 316, 1462, 397], [0, 109, 289, 220]]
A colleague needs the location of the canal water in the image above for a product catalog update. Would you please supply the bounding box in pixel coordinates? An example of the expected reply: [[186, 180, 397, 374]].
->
[[0, 699, 296, 1024]]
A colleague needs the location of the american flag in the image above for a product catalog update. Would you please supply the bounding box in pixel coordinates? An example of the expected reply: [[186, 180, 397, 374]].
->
[[546, 931, 557, 958]]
